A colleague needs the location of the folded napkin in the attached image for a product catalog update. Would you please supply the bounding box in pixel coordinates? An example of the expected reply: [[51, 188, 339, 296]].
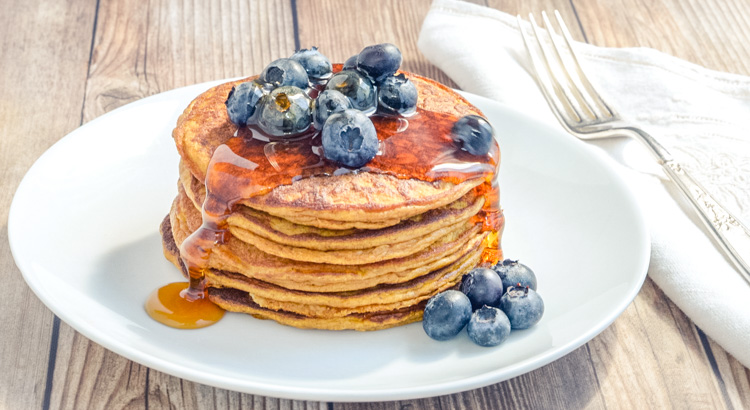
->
[[419, 0, 750, 367]]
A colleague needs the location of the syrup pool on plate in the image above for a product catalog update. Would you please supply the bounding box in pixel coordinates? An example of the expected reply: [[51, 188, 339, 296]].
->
[[145, 282, 225, 329]]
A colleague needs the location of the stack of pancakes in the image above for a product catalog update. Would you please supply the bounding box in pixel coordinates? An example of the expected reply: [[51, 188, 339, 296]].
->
[[160, 72, 501, 331]]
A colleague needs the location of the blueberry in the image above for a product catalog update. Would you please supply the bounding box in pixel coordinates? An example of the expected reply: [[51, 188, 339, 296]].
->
[[422, 290, 472, 341], [460, 267, 504, 310], [311, 90, 352, 130], [343, 54, 358, 70], [256, 86, 312, 137], [467, 306, 511, 347], [290, 47, 332, 80], [356, 43, 402, 84], [321, 109, 378, 168], [492, 259, 537, 295], [260, 58, 309, 89], [225, 80, 266, 126], [325, 70, 377, 113], [452, 115, 494, 156], [499, 285, 544, 330], [378, 73, 418, 115]]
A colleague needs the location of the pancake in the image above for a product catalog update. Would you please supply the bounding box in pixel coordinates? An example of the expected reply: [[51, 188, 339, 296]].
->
[[180, 161, 486, 251], [168, 190, 488, 292], [155, 63, 502, 332], [176, 183, 475, 264], [242, 249, 477, 318], [229, 219, 471, 264], [209, 287, 425, 331], [173, 72, 488, 229], [162, 216, 477, 318]]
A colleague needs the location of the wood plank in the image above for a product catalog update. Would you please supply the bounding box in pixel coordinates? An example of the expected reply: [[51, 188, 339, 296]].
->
[[0, 0, 98, 408], [81, 0, 297, 123], [145, 370, 327, 410], [48, 0, 323, 408], [333, 345, 606, 410], [585, 279, 728, 409], [572, 0, 750, 76], [49, 330, 149, 409], [472, 345, 606, 409], [705, 336, 750, 409]]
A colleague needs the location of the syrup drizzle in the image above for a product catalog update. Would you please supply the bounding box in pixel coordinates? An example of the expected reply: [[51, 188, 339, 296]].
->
[[146, 67, 503, 329]]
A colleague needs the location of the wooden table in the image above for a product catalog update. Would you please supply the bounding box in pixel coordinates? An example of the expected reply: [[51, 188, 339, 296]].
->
[[2, 0, 749, 408]]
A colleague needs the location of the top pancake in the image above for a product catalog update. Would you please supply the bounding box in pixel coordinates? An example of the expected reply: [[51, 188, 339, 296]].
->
[[173, 71, 489, 227]]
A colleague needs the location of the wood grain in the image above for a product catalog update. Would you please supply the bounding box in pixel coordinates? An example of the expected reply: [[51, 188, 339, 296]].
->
[[708, 335, 750, 409], [585, 279, 728, 408], [2, 0, 750, 408], [0, 0, 97, 409], [573, 0, 750, 76], [81, 0, 297, 123], [331, 346, 606, 410]]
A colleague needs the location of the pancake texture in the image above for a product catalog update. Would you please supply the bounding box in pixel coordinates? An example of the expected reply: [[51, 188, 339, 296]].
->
[[160, 68, 502, 330], [179, 160, 486, 251], [169, 188, 487, 292]]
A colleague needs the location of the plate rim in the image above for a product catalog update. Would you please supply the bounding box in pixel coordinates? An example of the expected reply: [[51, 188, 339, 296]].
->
[[8, 82, 650, 402]]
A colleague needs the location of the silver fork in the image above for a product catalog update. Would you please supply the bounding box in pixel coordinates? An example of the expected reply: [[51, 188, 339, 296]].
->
[[518, 10, 750, 284]]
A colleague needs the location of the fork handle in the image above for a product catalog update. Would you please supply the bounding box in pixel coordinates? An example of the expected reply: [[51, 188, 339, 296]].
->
[[661, 157, 750, 284], [625, 127, 750, 283]]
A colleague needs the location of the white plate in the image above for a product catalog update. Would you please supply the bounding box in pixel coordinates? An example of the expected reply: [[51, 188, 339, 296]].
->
[[9, 81, 649, 402]]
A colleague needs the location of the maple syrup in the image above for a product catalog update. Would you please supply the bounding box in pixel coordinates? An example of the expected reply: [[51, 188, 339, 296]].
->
[[147, 65, 503, 329], [145, 282, 224, 329]]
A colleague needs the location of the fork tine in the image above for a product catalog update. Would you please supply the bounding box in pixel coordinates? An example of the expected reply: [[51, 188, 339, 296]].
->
[[550, 10, 618, 118], [539, 11, 596, 121], [518, 14, 583, 126]]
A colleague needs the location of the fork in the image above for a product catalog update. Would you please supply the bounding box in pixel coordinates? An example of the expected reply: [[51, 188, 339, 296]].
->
[[518, 10, 750, 285]]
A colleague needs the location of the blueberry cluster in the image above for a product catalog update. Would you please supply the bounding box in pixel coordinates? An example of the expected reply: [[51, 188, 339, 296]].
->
[[422, 259, 544, 347], [225, 44, 419, 169], [226, 51, 327, 135]]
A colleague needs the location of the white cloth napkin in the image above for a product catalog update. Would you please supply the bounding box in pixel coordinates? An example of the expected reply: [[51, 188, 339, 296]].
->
[[419, 0, 750, 367]]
